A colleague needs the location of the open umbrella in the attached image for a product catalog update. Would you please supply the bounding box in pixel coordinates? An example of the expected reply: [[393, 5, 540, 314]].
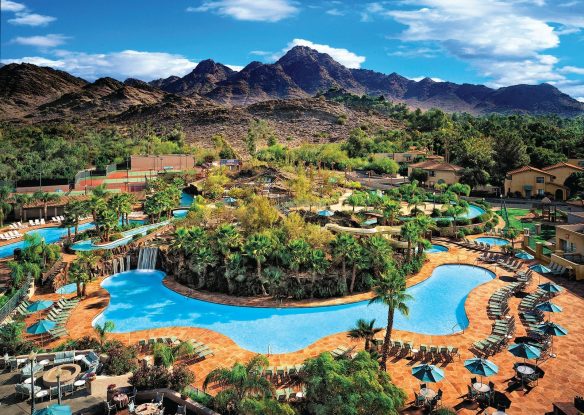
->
[[26, 320, 56, 335], [538, 282, 563, 295], [464, 358, 498, 384], [317, 209, 334, 217], [535, 301, 562, 314], [34, 404, 72, 415], [411, 364, 445, 383], [27, 300, 53, 312], [223, 196, 237, 204], [508, 343, 541, 362], [515, 251, 534, 260], [530, 264, 551, 274], [536, 321, 568, 358]]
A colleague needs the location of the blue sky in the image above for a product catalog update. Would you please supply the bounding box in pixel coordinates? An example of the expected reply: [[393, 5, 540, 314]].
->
[[1, 0, 584, 100]]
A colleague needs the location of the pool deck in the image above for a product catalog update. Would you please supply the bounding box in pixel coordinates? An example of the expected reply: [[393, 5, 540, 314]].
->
[[24, 240, 584, 415]]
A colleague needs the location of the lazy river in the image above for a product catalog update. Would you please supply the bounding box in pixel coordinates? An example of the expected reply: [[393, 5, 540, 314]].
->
[[94, 264, 494, 354]]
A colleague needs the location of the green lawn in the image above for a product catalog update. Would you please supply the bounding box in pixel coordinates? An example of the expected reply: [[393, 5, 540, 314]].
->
[[498, 208, 555, 254]]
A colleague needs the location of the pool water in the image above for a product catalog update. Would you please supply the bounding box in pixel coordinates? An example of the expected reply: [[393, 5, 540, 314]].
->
[[173, 209, 189, 218], [425, 244, 449, 254], [180, 192, 194, 207], [95, 264, 494, 354], [56, 283, 77, 294], [475, 237, 510, 246], [0, 222, 95, 259]]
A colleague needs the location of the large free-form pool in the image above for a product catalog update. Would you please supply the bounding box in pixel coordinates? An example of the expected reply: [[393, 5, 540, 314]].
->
[[95, 264, 494, 354]]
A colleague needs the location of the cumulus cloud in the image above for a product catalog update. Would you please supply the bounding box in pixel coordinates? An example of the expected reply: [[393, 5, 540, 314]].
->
[[12, 34, 68, 48], [0, 0, 25, 12], [187, 0, 298, 22], [275, 38, 366, 68], [9, 12, 56, 26], [326, 8, 344, 16]]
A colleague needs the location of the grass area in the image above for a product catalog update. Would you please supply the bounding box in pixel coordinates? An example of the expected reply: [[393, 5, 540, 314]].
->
[[498, 208, 555, 254]]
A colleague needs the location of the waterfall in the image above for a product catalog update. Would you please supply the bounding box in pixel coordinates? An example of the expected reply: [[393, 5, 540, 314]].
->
[[126, 255, 131, 271], [137, 247, 158, 270]]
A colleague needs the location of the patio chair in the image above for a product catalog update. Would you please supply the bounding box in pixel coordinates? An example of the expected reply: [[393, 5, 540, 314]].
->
[[104, 400, 117, 415], [153, 392, 164, 406], [176, 405, 186, 415], [128, 400, 135, 414], [414, 391, 425, 407]]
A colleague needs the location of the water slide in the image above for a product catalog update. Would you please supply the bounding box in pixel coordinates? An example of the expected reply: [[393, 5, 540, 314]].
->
[[324, 223, 409, 249]]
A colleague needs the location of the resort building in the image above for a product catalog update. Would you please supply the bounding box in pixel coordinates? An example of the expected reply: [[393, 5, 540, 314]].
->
[[407, 160, 463, 186], [504, 162, 583, 200], [552, 223, 584, 280]]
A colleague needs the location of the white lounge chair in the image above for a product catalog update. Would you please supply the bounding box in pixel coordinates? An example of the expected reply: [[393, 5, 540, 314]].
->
[[29, 220, 35, 226], [40, 218, 46, 225]]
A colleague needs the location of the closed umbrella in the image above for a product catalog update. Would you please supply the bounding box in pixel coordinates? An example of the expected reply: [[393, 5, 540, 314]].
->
[[536, 322, 568, 358], [464, 357, 498, 385], [34, 404, 72, 415], [411, 364, 445, 383], [515, 251, 534, 260], [27, 300, 53, 312], [317, 209, 334, 217], [26, 320, 56, 335]]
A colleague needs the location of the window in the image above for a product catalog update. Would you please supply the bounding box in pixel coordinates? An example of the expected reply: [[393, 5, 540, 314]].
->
[[429, 171, 436, 177], [537, 189, 545, 196], [536, 177, 545, 183]]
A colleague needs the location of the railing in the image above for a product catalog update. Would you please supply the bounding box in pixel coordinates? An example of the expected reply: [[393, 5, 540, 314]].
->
[[0, 274, 33, 323]]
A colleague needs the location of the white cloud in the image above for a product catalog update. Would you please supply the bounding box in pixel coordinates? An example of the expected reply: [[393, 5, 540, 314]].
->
[[275, 38, 366, 68], [1, 0, 25, 12], [560, 66, 584, 75], [1, 50, 243, 81], [249, 50, 271, 56], [577, 97, 584, 102], [9, 12, 56, 26], [12, 34, 68, 48], [326, 8, 344, 16], [187, 0, 298, 22], [226, 64, 243, 71]]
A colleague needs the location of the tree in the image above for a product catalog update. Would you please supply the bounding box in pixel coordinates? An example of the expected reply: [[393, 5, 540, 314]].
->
[[243, 234, 274, 295], [449, 183, 471, 198], [11, 193, 31, 223], [247, 119, 276, 157], [33, 191, 61, 220], [94, 320, 115, 348], [0, 186, 12, 227], [409, 168, 428, 184], [302, 351, 406, 415], [348, 318, 382, 351], [370, 269, 412, 371], [203, 355, 274, 414], [400, 221, 420, 262], [237, 196, 280, 233], [381, 199, 401, 225], [332, 233, 359, 290], [344, 192, 365, 212]]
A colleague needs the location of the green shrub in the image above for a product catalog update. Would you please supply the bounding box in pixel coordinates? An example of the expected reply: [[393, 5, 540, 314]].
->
[[436, 219, 451, 228], [456, 218, 471, 226], [102, 341, 137, 376], [182, 387, 214, 407], [472, 226, 484, 234], [129, 365, 171, 390], [431, 208, 442, 217]]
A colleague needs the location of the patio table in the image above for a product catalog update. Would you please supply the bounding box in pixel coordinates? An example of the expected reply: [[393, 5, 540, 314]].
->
[[473, 383, 491, 393], [517, 365, 535, 376], [135, 403, 159, 415], [419, 388, 436, 400]]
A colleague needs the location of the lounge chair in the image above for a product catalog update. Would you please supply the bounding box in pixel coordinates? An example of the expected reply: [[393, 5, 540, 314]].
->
[[40, 218, 45, 225]]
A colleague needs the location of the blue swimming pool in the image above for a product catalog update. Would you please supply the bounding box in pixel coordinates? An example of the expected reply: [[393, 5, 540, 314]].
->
[[474, 237, 509, 246], [95, 264, 494, 354], [425, 244, 449, 254], [173, 209, 189, 218], [56, 283, 77, 294], [180, 192, 194, 207], [0, 222, 95, 259]]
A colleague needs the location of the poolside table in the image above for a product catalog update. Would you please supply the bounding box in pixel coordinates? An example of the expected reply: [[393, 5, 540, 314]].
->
[[517, 365, 535, 376], [419, 388, 436, 400], [473, 383, 491, 393], [135, 403, 159, 415]]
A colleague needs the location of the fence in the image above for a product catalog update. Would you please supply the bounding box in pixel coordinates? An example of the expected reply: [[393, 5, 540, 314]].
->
[[0, 274, 33, 323]]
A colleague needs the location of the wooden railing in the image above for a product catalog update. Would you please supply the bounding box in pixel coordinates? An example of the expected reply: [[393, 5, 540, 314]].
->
[[0, 274, 32, 323]]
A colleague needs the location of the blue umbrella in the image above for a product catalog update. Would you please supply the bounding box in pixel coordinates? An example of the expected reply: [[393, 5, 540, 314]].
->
[[538, 282, 562, 295], [508, 343, 541, 361], [27, 300, 54, 312], [464, 358, 498, 383], [223, 197, 237, 204], [26, 320, 57, 334], [34, 404, 72, 415], [536, 321, 568, 358], [530, 264, 551, 274], [515, 251, 534, 260], [535, 301, 562, 313], [317, 209, 334, 217], [411, 364, 445, 383]]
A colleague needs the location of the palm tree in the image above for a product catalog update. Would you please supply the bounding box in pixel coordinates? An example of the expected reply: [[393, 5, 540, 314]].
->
[[370, 269, 412, 371], [243, 234, 273, 295], [11, 193, 31, 223], [413, 214, 435, 257], [400, 221, 420, 262], [382, 199, 401, 225], [94, 320, 115, 348], [203, 355, 274, 414], [33, 191, 61, 220], [215, 224, 242, 266], [348, 318, 382, 351], [332, 233, 359, 287]]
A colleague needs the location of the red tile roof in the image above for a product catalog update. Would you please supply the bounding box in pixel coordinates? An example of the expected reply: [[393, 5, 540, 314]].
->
[[409, 160, 462, 172], [506, 165, 554, 176], [542, 162, 584, 172]]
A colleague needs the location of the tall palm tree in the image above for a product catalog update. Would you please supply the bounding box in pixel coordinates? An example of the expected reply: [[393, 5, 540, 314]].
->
[[381, 199, 401, 225], [370, 270, 412, 371], [400, 221, 420, 262], [203, 355, 274, 414], [243, 234, 273, 295], [33, 191, 61, 220], [348, 318, 382, 351], [413, 214, 435, 257], [332, 233, 359, 287]]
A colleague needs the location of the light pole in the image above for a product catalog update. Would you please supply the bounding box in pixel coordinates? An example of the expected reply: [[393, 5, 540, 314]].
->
[[29, 351, 37, 415], [56, 367, 63, 404], [432, 192, 436, 210]]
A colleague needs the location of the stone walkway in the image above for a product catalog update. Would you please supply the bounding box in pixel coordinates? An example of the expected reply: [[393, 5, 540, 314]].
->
[[23, 242, 584, 415]]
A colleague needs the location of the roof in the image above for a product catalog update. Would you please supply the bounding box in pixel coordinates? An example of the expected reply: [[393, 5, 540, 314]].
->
[[542, 162, 584, 172], [506, 166, 554, 176], [409, 160, 463, 172]]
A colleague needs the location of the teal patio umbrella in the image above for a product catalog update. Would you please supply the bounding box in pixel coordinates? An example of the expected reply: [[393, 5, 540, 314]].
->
[[223, 196, 237, 204], [530, 264, 551, 274], [317, 209, 334, 217], [26, 320, 56, 335], [464, 358, 498, 384], [536, 321, 568, 358], [508, 343, 541, 363], [27, 300, 53, 312], [412, 364, 445, 383], [538, 282, 563, 296], [515, 251, 534, 260], [34, 404, 72, 415], [535, 301, 562, 321]]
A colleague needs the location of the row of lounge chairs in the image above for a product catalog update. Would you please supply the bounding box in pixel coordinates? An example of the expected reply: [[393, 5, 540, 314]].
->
[[376, 340, 460, 362], [264, 364, 306, 383], [46, 298, 79, 339], [7, 222, 28, 230], [485, 228, 505, 236], [14, 300, 32, 316], [51, 216, 65, 223], [548, 262, 568, 276], [462, 238, 492, 251], [472, 317, 515, 357], [29, 219, 46, 227], [0, 230, 23, 240]]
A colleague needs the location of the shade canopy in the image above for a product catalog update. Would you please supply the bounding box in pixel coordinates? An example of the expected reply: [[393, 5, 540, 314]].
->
[[26, 319, 57, 334], [34, 404, 72, 415], [538, 282, 563, 294], [27, 300, 54, 312], [537, 321, 568, 337], [508, 343, 541, 360], [530, 264, 551, 274], [515, 251, 535, 260], [535, 301, 563, 313], [223, 197, 237, 204], [464, 358, 499, 377], [317, 209, 334, 217], [411, 364, 445, 383]]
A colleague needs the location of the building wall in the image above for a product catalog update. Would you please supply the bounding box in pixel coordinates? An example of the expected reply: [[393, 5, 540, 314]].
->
[[425, 170, 460, 186], [547, 165, 581, 188], [567, 158, 584, 168], [555, 225, 584, 255], [15, 184, 69, 193], [504, 171, 550, 197], [130, 155, 194, 172]]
